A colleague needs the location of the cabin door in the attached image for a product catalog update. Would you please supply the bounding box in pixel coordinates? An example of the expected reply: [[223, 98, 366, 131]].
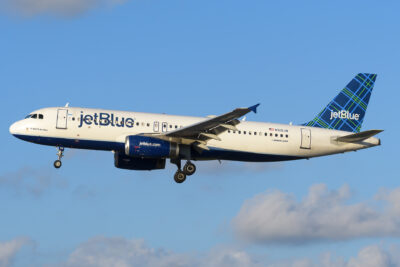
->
[[56, 109, 68, 129], [300, 128, 311, 149]]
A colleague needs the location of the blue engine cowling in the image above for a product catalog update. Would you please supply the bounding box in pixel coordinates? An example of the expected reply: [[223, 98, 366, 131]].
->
[[125, 135, 179, 158], [114, 152, 165, 170]]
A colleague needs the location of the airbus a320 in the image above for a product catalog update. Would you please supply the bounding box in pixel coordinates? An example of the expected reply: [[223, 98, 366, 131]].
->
[[9, 73, 382, 183]]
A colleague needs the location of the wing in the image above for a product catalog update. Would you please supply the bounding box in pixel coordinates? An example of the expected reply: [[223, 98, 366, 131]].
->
[[158, 104, 260, 150]]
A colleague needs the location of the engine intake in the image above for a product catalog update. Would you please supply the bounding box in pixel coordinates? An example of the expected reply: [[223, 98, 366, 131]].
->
[[125, 135, 179, 158]]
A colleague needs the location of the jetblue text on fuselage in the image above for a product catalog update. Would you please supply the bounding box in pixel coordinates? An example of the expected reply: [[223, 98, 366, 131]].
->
[[78, 112, 134, 128]]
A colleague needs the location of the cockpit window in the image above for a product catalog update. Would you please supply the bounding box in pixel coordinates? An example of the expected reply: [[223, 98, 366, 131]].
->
[[25, 113, 43, 119]]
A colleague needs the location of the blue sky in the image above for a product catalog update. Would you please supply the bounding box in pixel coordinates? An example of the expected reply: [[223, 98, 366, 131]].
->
[[1, 0, 400, 266]]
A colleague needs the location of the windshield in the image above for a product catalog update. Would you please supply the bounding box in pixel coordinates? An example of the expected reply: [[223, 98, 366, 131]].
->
[[25, 113, 44, 119]]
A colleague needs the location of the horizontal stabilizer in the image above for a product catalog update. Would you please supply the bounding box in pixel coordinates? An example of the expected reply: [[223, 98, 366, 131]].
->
[[336, 129, 383, 143]]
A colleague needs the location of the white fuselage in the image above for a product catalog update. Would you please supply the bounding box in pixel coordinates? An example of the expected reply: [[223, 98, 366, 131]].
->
[[9, 107, 380, 162]]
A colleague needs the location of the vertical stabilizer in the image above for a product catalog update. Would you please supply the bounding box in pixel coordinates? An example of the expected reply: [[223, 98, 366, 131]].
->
[[304, 73, 377, 133]]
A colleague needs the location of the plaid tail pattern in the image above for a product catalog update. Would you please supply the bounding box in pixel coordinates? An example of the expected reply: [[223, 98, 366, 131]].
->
[[304, 73, 377, 133]]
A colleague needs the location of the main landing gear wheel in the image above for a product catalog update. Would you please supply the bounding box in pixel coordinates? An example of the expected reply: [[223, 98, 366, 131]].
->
[[174, 170, 186, 183], [54, 146, 65, 169], [183, 162, 196, 176]]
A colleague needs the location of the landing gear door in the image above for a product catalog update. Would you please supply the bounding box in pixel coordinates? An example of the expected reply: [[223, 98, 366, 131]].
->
[[300, 128, 311, 149], [56, 109, 68, 129]]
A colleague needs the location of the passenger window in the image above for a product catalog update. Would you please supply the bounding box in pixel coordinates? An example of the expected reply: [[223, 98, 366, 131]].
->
[[39, 114, 44, 119], [136, 122, 139, 126], [32, 114, 37, 119], [249, 132, 251, 135], [286, 134, 289, 138], [270, 133, 273, 136], [238, 131, 241, 134], [254, 132, 257, 135], [147, 123, 150, 127], [265, 133, 267, 136], [244, 131, 247, 134], [175, 125, 178, 129], [280, 134, 283, 137], [228, 130, 231, 133], [169, 125, 172, 128], [275, 134, 278, 137]]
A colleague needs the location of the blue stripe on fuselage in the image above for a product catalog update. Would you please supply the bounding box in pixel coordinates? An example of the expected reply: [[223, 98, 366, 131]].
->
[[12, 134, 304, 162], [192, 147, 303, 162], [13, 134, 125, 151]]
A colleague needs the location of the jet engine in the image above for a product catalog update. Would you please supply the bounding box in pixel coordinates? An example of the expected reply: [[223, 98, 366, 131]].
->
[[125, 135, 179, 158], [114, 152, 165, 170]]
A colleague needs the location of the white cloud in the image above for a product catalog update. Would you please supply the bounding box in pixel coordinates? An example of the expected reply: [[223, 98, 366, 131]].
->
[[52, 236, 400, 267], [232, 184, 400, 244], [0, 237, 31, 267], [61, 236, 194, 267], [0, 166, 67, 197], [56, 236, 263, 267], [1, 0, 127, 17]]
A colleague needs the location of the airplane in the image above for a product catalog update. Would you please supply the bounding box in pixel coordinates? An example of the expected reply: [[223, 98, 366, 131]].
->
[[9, 73, 382, 183]]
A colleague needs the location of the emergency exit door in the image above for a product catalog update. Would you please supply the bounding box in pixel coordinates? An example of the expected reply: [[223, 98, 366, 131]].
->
[[154, 121, 160, 132], [56, 109, 68, 129], [300, 128, 311, 149], [162, 122, 168, 132]]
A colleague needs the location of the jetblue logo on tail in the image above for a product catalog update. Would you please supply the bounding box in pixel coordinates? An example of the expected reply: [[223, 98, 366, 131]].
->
[[330, 110, 360, 121], [304, 73, 377, 133]]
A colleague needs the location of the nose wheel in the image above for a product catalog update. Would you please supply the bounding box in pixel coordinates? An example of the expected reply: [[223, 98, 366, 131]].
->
[[54, 146, 64, 169]]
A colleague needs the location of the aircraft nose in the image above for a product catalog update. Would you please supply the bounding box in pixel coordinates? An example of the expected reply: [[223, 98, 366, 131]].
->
[[9, 121, 20, 135]]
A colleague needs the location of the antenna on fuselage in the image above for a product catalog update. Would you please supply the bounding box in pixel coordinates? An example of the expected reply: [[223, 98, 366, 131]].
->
[[65, 102, 70, 107]]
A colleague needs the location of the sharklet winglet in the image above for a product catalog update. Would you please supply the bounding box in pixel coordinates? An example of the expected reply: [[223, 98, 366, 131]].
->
[[248, 103, 260, 114]]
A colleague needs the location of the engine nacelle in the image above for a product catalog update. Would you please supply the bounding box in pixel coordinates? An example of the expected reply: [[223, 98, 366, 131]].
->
[[114, 152, 165, 170], [125, 135, 179, 158]]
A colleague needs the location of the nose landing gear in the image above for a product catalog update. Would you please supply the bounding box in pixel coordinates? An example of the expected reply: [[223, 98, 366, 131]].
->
[[171, 159, 197, 183], [54, 146, 64, 169]]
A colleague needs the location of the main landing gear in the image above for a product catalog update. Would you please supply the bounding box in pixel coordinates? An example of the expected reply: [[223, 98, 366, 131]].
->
[[171, 159, 197, 183], [54, 146, 64, 169]]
